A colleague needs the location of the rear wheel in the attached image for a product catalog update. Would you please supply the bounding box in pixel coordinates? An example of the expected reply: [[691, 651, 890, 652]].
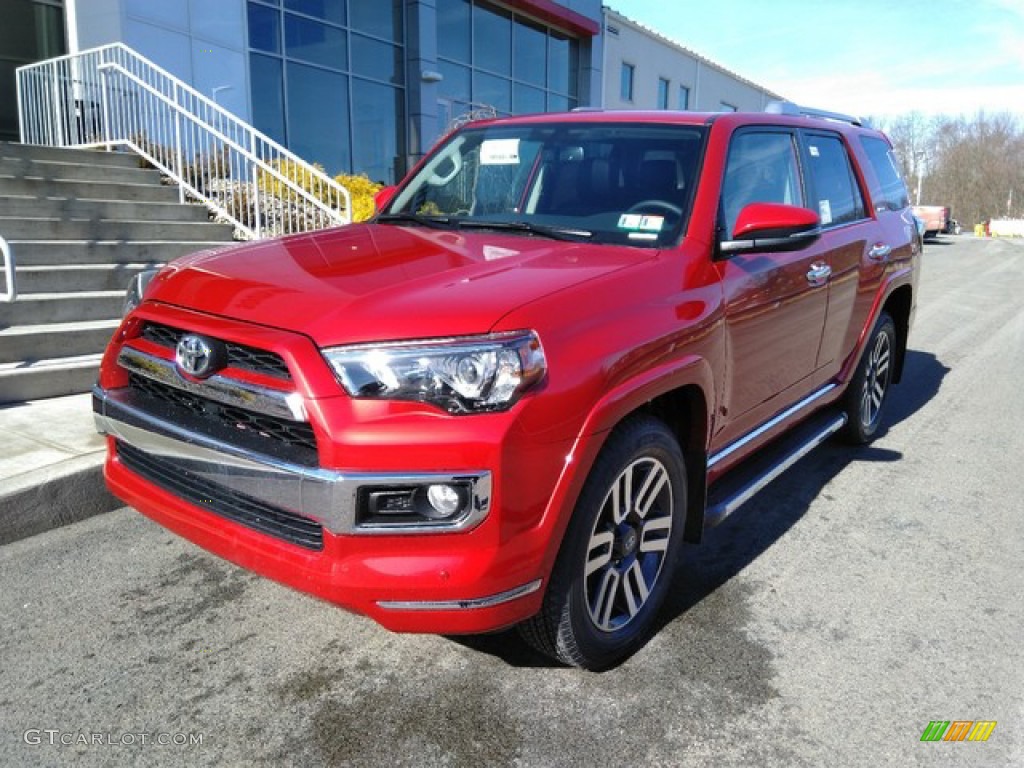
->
[[518, 415, 686, 670], [842, 311, 896, 444]]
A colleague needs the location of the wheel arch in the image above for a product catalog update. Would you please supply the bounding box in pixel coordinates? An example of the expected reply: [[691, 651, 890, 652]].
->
[[637, 385, 709, 544], [882, 284, 913, 384]]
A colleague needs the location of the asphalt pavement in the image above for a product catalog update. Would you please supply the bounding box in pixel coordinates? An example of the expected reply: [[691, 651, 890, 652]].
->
[[1, 235, 1021, 767]]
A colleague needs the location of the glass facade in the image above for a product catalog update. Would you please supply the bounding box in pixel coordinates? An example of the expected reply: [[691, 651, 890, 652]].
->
[[435, 0, 580, 132], [247, 0, 406, 183], [249, 0, 586, 181], [0, 0, 66, 140]]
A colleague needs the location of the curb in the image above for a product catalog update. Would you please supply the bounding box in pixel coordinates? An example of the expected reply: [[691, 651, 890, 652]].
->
[[0, 453, 119, 546]]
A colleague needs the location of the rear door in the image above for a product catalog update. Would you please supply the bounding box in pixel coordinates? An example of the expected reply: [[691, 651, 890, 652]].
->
[[799, 129, 879, 374]]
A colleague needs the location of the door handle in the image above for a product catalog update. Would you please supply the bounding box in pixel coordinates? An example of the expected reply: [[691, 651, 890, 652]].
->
[[806, 262, 831, 286], [868, 243, 892, 261]]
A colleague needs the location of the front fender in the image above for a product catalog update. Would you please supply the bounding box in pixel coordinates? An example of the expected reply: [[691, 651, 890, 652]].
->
[[526, 354, 715, 579]]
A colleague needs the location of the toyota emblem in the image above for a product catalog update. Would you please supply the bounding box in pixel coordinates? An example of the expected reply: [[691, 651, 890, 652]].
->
[[175, 334, 220, 378]]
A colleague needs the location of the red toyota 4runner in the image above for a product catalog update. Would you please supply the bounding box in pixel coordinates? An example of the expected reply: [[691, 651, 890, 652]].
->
[[94, 103, 920, 669]]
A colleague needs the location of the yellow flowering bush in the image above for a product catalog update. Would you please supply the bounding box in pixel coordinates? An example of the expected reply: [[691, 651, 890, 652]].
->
[[258, 160, 382, 223]]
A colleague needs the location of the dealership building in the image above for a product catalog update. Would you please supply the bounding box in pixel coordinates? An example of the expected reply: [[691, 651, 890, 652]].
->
[[2, 0, 779, 183]]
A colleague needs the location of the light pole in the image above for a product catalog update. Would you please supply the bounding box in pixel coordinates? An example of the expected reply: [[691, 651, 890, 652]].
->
[[914, 150, 925, 206]]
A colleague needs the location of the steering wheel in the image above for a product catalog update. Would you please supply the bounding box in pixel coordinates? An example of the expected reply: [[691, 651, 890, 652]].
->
[[626, 199, 683, 217]]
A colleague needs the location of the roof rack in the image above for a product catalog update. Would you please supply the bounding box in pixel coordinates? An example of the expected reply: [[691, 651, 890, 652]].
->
[[764, 100, 870, 128]]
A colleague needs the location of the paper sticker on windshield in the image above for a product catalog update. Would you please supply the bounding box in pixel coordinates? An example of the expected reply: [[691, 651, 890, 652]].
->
[[480, 139, 521, 165], [819, 199, 833, 225], [809, 145, 820, 157], [618, 214, 664, 232]]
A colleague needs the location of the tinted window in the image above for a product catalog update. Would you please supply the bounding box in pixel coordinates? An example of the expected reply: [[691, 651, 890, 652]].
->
[[721, 131, 804, 239], [860, 136, 910, 211], [804, 133, 866, 227], [285, 13, 347, 69], [387, 123, 707, 249]]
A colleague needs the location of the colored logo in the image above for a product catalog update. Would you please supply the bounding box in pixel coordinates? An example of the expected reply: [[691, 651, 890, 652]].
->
[[920, 721, 997, 742]]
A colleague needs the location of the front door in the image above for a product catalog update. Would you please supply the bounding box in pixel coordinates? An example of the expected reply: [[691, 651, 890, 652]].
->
[[714, 128, 829, 445]]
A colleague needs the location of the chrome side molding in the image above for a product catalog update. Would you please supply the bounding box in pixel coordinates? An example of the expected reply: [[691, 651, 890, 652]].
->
[[708, 383, 838, 469]]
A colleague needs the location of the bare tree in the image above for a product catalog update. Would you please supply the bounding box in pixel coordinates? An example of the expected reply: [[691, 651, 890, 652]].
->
[[876, 111, 1023, 227]]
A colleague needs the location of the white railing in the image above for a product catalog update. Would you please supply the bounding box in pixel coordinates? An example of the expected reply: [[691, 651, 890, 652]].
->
[[0, 235, 15, 303], [16, 43, 351, 239]]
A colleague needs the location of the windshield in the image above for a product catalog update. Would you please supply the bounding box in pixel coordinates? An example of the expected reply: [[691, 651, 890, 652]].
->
[[382, 122, 707, 248]]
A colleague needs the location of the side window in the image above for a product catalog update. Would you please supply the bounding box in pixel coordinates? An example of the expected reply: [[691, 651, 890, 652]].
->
[[804, 133, 867, 227], [860, 136, 911, 212], [721, 130, 803, 239]]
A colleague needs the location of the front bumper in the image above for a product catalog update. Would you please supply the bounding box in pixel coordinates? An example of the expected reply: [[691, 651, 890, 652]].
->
[[94, 385, 562, 633], [93, 386, 492, 537]]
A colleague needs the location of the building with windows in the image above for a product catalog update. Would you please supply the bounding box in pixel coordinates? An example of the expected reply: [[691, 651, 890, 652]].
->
[[2, 1, 782, 184], [602, 7, 780, 113], [2, 0, 603, 182]]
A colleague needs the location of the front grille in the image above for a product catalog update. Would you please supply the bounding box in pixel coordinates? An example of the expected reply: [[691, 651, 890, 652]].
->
[[141, 322, 292, 380], [127, 373, 318, 466], [117, 441, 324, 551]]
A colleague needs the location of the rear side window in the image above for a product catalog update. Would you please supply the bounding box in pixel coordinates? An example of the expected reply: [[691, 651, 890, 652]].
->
[[860, 136, 910, 212], [721, 130, 804, 239], [804, 133, 866, 228]]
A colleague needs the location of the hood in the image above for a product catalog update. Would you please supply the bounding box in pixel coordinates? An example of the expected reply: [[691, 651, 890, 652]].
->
[[147, 223, 655, 346]]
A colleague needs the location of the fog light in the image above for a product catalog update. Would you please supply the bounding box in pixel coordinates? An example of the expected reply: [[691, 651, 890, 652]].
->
[[425, 484, 464, 519]]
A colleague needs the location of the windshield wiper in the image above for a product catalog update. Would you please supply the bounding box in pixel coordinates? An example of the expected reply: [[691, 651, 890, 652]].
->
[[375, 213, 458, 230], [453, 220, 593, 242]]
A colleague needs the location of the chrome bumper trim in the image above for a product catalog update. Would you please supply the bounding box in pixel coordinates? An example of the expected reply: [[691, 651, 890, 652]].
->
[[117, 345, 308, 422], [93, 386, 491, 536], [376, 579, 543, 611], [707, 382, 838, 469]]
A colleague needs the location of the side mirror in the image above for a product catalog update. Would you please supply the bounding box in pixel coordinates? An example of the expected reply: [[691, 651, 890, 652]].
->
[[373, 185, 398, 213], [719, 203, 821, 255]]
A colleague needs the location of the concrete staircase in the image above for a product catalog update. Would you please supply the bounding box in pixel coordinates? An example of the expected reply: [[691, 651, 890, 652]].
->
[[0, 142, 236, 404]]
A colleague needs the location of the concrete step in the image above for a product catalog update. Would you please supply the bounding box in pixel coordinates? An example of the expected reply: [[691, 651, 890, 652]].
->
[[5, 240, 233, 266], [0, 175, 181, 202], [0, 156, 163, 184], [0, 291, 124, 325], [0, 319, 119, 363], [0, 354, 103, 404], [15, 264, 156, 293], [0, 196, 212, 223], [0, 141, 140, 168], [0, 216, 235, 241]]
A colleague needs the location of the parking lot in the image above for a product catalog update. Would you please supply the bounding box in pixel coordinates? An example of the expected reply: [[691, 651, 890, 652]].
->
[[1, 235, 1021, 767]]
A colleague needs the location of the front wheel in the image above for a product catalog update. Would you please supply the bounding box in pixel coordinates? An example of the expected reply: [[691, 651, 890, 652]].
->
[[518, 415, 686, 670], [841, 311, 896, 444]]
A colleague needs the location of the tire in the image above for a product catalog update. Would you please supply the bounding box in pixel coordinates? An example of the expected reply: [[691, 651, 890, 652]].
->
[[841, 311, 896, 444], [518, 415, 686, 670]]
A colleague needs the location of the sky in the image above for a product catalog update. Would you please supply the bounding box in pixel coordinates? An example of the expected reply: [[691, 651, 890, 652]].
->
[[612, 0, 1024, 121]]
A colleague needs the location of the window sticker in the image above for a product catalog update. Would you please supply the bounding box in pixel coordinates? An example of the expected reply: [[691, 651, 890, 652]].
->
[[480, 139, 521, 165], [819, 199, 833, 225], [809, 145, 820, 157], [617, 214, 665, 232]]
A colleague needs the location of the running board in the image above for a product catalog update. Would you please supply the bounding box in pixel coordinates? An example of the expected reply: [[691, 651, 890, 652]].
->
[[705, 410, 848, 528]]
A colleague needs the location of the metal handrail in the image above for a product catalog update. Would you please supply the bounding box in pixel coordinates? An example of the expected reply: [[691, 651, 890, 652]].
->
[[15, 43, 351, 239], [0, 235, 16, 303]]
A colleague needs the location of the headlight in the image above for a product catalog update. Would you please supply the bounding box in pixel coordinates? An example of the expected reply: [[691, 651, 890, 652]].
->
[[323, 331, 546, 414], [123, 268, 161, 316]]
